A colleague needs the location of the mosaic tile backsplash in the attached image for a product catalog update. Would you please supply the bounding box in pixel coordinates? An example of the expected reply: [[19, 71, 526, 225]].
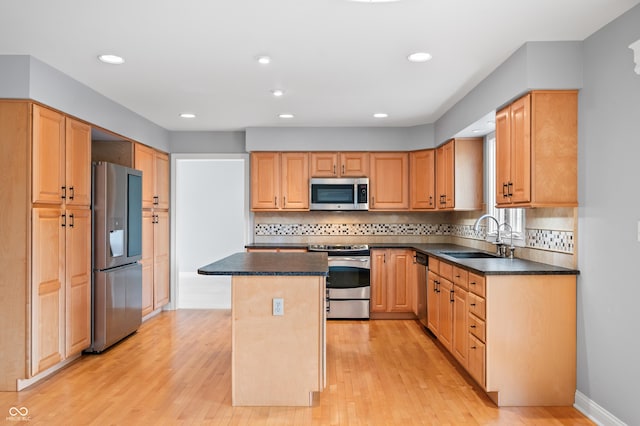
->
[[255, 223, 574, 254]]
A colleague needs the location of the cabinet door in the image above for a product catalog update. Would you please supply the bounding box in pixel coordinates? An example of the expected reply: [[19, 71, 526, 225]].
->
[[154, 151, 170, 210], [135, 144, 157, 210], [388, 249, 412, 312], [310, 152, 338, 177], [495, 105, 511, 205], [410, 149, 435, 209], [436, 141, 454, 209], [32, 105, 65, 205], [437, 277, 454, 352], [65, 208, 91, 356], [370, 249, 387, 312], [509, 94, 531, 204], [141, 211, 155, 316], [281, 152, 309, 210], [250, 152, 280, 210], [65, 119, 92, 207], [427, 270, 440, 334], [468, 334, 486, 388], [153, 211, 170, 309], [31, 208, 65, 375], [369, 153, 409, 210], [452, 285, 468, 368], [340, 152, 369, 177]]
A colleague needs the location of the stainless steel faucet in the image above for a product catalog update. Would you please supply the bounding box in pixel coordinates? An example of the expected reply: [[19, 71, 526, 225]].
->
[[473, 214, 515, 258], [473, 214, 501, 243]]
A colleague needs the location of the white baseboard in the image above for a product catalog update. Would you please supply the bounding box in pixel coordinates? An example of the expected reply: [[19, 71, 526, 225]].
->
[[574, 390, 627, 426]]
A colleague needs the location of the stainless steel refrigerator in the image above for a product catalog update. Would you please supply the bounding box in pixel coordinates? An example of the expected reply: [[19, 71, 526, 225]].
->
[[88, 162, 143, 352]]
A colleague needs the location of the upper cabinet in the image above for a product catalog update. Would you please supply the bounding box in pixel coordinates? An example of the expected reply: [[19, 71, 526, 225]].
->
[[135, 143, 169, 210], [369, 152, 409, 210], [250, 152, 309, 211], [435, 138, 484, 211], [310, 152, 369, 177], [410, 149, 436, 210], [32, 106, 91, 208], [495, 90, 578, 208]]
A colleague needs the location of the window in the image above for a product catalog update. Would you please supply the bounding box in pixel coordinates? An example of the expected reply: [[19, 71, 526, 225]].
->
[[484, 134, 525, 246]]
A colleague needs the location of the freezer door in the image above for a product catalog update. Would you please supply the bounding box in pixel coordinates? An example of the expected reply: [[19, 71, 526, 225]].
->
[[90, 263, 142, 352]]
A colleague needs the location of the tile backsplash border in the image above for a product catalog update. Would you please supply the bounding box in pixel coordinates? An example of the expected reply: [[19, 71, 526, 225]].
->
[[254, 222, 574, 254]]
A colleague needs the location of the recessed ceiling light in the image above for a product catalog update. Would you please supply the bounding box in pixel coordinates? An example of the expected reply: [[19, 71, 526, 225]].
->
[[407, 52, 433, 63], [257, 56, 271, 65], [279, 113, 294, 119], [179, 113, 196, 119], [472, 129, 482, 133], [271, 89, 284, 97], [97, 54, 125, 65], [373, 113, 388, 118], [349, 0, 401, 3]]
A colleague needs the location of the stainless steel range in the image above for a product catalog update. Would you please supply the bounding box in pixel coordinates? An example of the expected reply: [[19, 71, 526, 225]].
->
[[308, 244, 370, 319]]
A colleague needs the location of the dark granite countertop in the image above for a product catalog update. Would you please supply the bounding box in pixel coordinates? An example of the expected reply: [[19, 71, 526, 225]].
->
[[198, 252, 329, 276], [244, 242, 579, 276]]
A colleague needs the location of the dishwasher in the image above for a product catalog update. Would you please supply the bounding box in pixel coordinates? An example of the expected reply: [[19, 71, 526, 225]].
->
[[414, 251, 428, 327]]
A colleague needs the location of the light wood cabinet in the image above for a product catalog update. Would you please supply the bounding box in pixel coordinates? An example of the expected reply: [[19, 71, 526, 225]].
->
[[369, 152, 409, 210], [135, 144, 169, 210], [250, 152, 309, 211], [310, 152, 369, 177], [135, 144, 171, 314], [64, 208, 92, 358], [410, 149, 436, 210], [32, 105, 65, 205], [31, 207, 66, 376], [11, 102, 93, 381], [495, 90, 578, 207], [435, 138, 483, 211], [141, 211, 155, 316], [370, 249, 414, 314], [428, 259, 577, 407], [65, 119, 92, 207], [153, 210, 170, 309]]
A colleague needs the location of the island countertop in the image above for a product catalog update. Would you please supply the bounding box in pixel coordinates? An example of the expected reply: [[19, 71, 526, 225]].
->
[[197, 252, 329, 276]]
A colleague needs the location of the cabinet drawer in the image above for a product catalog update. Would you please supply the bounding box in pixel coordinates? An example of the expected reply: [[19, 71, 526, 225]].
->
[[468, 293, 486, 320], [468, 313, 485, 341], [453, 266, 468, 290], [428, 258, 439, 274], [468, 272, 485, 297], [439, 261, 453, 281]]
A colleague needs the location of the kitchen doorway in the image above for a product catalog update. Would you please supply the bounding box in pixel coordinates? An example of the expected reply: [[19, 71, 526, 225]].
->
[[172, 154, 250, 309]]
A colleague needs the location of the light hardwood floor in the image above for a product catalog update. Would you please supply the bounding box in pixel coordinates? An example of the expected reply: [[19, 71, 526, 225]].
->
[[0, 310, 592, 425]]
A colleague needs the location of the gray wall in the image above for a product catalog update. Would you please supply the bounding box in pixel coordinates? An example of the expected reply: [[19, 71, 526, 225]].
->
[[578, 5, 640, 425], [0, 55, 170, 151], [434, 41, 583, 144], [169, 131, 246, 153], [245, 125, 435, 152]]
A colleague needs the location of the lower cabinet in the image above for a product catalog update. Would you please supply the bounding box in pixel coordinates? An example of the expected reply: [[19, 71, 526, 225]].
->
[[141, 209, 170, 316], [31, 206, 91, 376], [426, 261, 577, 406], [371, 249, 414, 314]]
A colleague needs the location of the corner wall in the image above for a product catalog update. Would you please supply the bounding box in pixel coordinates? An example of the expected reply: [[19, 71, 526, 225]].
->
[[577, 4, 640, 425]]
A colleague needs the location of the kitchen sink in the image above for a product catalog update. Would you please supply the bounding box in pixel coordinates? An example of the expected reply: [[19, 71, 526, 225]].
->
[[439, 251, 499, 259]]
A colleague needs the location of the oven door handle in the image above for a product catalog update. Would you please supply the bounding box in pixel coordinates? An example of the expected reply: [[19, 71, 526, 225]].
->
[[328, 257, 370, 262]]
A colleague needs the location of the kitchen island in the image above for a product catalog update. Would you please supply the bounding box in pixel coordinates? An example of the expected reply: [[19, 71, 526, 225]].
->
[[198, 252, 328, 407]]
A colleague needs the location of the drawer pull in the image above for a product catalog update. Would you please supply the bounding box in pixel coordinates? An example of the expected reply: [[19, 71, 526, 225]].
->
[[470, 281, 476, 285], [470, 303, 476, 307], [470, 325, 476, 328], [471, 346, 477, 350]]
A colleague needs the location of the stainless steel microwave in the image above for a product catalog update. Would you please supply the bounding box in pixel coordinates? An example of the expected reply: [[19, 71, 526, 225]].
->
[[309, 177, 369, 211]]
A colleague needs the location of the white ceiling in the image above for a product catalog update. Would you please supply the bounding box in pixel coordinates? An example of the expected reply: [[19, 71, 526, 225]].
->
[[1, 0, 638, 132]]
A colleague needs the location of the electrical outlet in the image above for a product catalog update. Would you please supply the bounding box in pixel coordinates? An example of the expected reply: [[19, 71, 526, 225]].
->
[[273, 298, 284, 316]]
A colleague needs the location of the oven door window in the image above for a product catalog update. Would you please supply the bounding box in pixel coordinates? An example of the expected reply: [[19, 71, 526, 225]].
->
[[328, 266, 370, 288], [311, 184, 355, 204]]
